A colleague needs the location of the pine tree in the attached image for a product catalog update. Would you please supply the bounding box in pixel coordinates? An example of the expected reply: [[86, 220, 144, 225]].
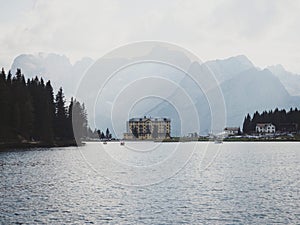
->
[[101, 132, 105, 139], [67, 97, 74, 140], [242, 114, 251, 134], [106, 128, 110, 139], [11, 69, 33, 140], [0, 68, 10, 140], [54, 87, 68, 140], [68, 99, 89, 142], [44, 80, 55, 143]]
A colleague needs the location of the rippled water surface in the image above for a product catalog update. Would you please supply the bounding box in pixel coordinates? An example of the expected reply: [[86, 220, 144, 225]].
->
[[1, 142, 299, 224]]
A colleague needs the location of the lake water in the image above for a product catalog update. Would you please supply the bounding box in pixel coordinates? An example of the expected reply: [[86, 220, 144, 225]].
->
[[1, 142, 299, 224]]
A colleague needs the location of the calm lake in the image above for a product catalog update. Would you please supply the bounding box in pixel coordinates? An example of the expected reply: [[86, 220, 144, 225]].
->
[[1, 142, 299, 224]]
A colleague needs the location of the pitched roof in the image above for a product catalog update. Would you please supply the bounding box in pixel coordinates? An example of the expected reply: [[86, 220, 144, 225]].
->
[[256, 123, 275, 128], [224, 127, 239, 131]]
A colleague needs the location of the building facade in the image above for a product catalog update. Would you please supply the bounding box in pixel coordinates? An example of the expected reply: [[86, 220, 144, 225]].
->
[[256, 123, 276, 133], [123, 117, 171, 140], [224, 127, 240, 135]]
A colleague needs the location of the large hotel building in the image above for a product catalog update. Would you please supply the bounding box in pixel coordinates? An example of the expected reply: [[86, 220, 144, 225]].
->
[[123, 117, 171, 140]]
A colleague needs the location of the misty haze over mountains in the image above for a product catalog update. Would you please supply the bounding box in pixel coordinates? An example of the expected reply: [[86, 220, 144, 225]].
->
[[9, 48, 300, 136], [11, 53, 94, 99]]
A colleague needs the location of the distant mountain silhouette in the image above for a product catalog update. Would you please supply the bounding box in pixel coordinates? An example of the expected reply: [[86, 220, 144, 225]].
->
[[267, 64, 300, 96], [205, 54, 255, 83], [10, 50, 300, 136], [11, 53, 94, 98], [220, 68, 299, 127]]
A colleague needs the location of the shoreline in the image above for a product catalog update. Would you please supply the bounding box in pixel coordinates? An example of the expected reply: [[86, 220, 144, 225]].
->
[[160, 135, 300, 142], [161, 139, 300, 143], [1, 138, 300, 152], [0, 140, 80, 152]]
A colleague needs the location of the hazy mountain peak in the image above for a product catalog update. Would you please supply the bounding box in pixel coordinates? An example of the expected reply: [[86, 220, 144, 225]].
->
[[144, 45, 192, 69], [204, 54, 254, 83], [267, 64, 300, 96], [217, 55, 254, 70], [267, 64, 286, 73], [73, 57, 94, 69], [231, 54, 253, 64], [10, 53, 95, 98]]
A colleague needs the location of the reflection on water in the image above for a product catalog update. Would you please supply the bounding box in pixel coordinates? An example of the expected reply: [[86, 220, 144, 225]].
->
[[0, 142, 299, 224]]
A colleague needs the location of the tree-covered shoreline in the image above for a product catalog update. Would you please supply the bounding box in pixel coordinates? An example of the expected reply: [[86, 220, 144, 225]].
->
[[242, 108, 300, 134], [0, 68, 89, 149]]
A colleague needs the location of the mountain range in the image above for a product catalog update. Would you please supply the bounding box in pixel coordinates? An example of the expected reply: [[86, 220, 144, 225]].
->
[[10, 53, 94, 99], [9, 49, 300, 136]]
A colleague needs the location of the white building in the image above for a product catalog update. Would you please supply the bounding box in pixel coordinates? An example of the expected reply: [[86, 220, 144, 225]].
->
[[256, 123, 276, 133]]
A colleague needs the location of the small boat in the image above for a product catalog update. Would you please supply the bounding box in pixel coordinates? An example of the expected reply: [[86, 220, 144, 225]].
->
[[120, 141, 125, 146]]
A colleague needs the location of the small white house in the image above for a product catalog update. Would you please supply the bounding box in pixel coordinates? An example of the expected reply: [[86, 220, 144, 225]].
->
[[256, 123, 276, 133]]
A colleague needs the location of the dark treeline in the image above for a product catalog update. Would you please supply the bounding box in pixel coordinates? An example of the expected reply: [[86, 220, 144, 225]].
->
[[96, 128, 112, 140], [0, 68, 91, 144], [243, 108, 300, 134]]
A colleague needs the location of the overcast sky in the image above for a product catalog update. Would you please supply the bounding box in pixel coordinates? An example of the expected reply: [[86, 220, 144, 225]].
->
[[1, 0, 300, 73]]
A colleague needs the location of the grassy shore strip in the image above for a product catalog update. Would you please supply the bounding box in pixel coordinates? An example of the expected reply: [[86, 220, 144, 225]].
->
[[1, 137, 299, 150], [0, 140, 81, 152], [223, 138, 300, 142], [224, 134, 300, 142], [160, 135, 300, 142], [161, 139, 300, 142]]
